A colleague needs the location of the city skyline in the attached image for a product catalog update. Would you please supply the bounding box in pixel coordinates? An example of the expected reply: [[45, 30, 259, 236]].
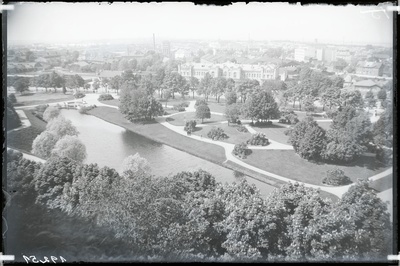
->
[[7, 2, 394, 46]]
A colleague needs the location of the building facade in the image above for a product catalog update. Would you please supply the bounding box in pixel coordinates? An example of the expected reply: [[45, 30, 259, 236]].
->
[[356, 61, 383, 76], [178, 62, 279, 84]]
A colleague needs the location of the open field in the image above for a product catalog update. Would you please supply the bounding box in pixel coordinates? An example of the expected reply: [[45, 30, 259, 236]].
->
[[88, 107, 227, 165], [99, 99, 120, 107], [166, 112, 226, 126], [243, 150, 390, 186], [13, 92, 75, 106], [7, 110, 47, 153]]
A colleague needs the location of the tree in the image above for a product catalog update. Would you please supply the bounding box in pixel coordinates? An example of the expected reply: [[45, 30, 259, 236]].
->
[[364, 90, 376, 109], [121, 153, 151, 179], [6, 98, 21, 130], [65, 74, 84, 92], [373, 108, 393, 148], [109, 75, 122, 94], [42, 106, 61, 122], [163, 88, 172, 108], [189, 77, 199, 99], [303, 96, 316, 114], [119, 88, 164, 121], [51, 135, 87, 162], [162, 72, 187, 99], [225, 91, 237, 105], [377, 89, 387, 104], [8, 93, 17, 104], [242, 88, 280, 123], [198, 72, 213, 101], [236, 79, 259, 103], [321, 87, 341, 110], [46, 115, 79, 138], [261, 80, 287, 93], [32, 131, 59, 159], [287, 117, 327, 161], [48, 71, 64, 92], [196, 104, 211, 123], [225, 103, 241, 125], [13, 78, 30, 95], [34, 156, 80, 209], [340, 89, 364, 109], [211, 76, 227, 103], [184, 120, 196, 133]]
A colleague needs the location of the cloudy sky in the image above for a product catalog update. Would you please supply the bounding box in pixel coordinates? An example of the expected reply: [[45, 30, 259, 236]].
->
[[7, 2, 394, 45]]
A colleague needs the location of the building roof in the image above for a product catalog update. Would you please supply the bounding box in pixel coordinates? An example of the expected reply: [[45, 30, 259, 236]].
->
[[357, 61, 382, 69], [353, 79, 381, 88], [98, 70, 123, 78]]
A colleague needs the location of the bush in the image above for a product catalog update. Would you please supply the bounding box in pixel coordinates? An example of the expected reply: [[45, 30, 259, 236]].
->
[[236, 125, 248, 133], [232, 142, 251, 159], [9, 93, 17, 104], [78, 105, 96, 114], [31, 104, 49, 121], [254, 121, 273, 127], [173, 103, 187, 112], [207, 127, 228, 141], [195, 99, 208, 107], [184, 120, 197, 133], [74, 92, 86, 99], [98, 94, 114, 101], [279, 111, 299, 124], [322, 168, 351, 186], [43, 106, 61, 122], [233, 170, 245, 179], [246, 132, 270, 146]]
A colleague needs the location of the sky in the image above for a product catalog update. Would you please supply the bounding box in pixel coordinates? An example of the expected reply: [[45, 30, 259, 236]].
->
[[6, 2, 394, 46]]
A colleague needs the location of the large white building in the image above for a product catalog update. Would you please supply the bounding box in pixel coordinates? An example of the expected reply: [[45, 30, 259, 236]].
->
[[178, 62, 279, 84]]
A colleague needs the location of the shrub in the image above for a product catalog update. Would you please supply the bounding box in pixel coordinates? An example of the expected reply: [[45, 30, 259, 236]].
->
[[98, 94, 114, 101], [195, 99, 208, 107], [236, 125, 248, 133], [173, 103, 186, 112], [254, 121, 273, 127], [246, 132, 270, 146], [74, 92, 86, 99], [207, 127, 228, 141], [184, 120, 197, 133], [43, 106, 61, 122], [31, 104, 49, 121], [9, 93, 17, 104], [233, 170, 245, 179], [279, 111, 299, 124], [322, 168, 351, 186], [78, 105, 96, 114], [232, 142, 251, 159]]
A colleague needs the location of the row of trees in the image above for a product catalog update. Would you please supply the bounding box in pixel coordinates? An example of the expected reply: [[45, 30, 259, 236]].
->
[[7, 150, 392, 262]]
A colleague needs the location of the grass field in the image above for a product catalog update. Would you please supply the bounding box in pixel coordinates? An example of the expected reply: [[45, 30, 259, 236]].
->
[[166, 112, 226, 126], [99, 99, 120, 107], [14, 92, 75, 106], [369, 174, 393, 193], [7, 110, 47, 153], [243, 150, 389, 186], [250, 123, 291, 144], [88, 107, 227, 165]]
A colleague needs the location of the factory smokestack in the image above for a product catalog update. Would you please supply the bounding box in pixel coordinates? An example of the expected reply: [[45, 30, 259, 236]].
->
[[153, 33, 156, 51]]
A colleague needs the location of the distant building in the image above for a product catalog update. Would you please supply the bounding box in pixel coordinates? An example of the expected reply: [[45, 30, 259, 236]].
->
[[356, 61, 383, 76], [174, 49, 191, 60], [178, 62, 279, 85], [352, 79, 382, 97], [335, 49, 352, 63]]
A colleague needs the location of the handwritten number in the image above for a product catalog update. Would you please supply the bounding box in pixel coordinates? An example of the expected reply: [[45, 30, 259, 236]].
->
[[23, 255, 30, 263], [59, 256, 66, 263], [50, 256, 58, 263], [30, 256, 39, 263], [39, 257, 50, 263]]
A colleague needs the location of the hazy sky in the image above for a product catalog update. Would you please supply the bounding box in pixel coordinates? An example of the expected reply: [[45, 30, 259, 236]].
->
[[7, 2, 394, 45]]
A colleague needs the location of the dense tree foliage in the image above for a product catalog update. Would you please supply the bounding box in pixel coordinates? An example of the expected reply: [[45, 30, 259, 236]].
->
[[207, 127, 228, 140], [42, 106, 61, 122], [51, 135, 87, 162], [6, 98, 22, 130], [225, 91, 237, 105], [242, 88, 280, 123], [225, 103, 241, 125], [196, 104, 211, 123]]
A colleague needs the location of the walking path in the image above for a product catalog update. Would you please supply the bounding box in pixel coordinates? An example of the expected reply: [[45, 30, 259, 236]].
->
[[6, 148, 46, 164], [7, 110, 31, 133]]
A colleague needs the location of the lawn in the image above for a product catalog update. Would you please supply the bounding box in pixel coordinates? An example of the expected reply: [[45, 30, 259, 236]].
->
[[13, 92, 75, 106], [249, 123, 291, 144], [166, 112, 226, 126], [243, 150, 390, 186], [99, 99, 120, 107], [191, 123, 252, 145], [88, 107, 227, 165], [7, 110, 47, 153], [369, 174, 393, 193]]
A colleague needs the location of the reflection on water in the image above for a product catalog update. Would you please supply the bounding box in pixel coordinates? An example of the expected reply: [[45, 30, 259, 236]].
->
[[61, 110, 276, 197]]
